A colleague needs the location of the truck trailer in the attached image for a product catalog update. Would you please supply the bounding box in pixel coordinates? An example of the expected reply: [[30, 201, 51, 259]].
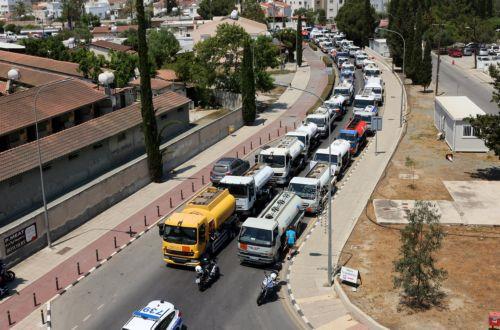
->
[[158, 187, 237, 267], [258, 136, 305, 185], [311, 139, 351, 175], [218, 164, 274, 216], [237, 191, 304, 264]]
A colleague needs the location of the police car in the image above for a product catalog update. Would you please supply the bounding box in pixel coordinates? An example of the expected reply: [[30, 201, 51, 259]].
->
[[122, 300, 183, 330]]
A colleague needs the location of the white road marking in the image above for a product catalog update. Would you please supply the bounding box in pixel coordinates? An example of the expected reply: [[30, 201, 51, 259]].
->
[[71, 326, 79, 330], [82, 314, 91, 322], [97, 303, 105, 310]]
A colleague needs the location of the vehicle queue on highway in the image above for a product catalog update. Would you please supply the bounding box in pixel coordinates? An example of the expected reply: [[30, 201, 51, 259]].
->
[[123, 27, 386, 330]]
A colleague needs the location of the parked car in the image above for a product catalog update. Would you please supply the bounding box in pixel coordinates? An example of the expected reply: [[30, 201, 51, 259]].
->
[[447, 48, 462, 57], [462, 47, 473, 56], [210, 157, 250, 184], [465, 42, 480, 51], [479, 48, 489, 56], [488, 44, 499, 55]]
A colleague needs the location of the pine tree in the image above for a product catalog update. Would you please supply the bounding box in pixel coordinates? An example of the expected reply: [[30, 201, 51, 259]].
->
[[409, 10, 423, 84], [296, 16, 303, 67], [420, 39, 432, 91], [241, 38, 256, 124], [393, 201, 447, 309], [136, 0, 163, 182]]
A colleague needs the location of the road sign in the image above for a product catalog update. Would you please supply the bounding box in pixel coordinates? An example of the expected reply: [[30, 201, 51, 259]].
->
[[340, 266, 359, 285], [372, 116, 383, 131]]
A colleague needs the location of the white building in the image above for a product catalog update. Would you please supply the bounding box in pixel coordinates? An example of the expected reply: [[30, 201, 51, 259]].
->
[[84, 0, 111, 19], [33, 1, 63, 21], [434, 96, 489, 153], [369, 38, 390, 57], [284, 0, 384, 21], [370, 0, 386, 13], [0, 0, 31, 15]]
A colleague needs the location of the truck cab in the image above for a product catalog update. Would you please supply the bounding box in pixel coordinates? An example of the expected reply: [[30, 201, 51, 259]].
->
[[288, 162, 336, 214], [159, 187, 236, 267], [333, 82, 354, 105], [237, 191, 304, 264], [338, 118, 368, 155], [218, 165, 274, 215], [364, 66, 381, 80], [353, 91, 376, 113], [258, 136, 305, 185], [306, 107, 334, 138], [324, 95, 347, 117], [363, 77, 384, 105]]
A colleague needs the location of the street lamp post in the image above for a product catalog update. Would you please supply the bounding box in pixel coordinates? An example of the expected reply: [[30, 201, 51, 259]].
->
[[32, 78, 72, 248], [275, 83, 334, 285], [376, 27, 405, 127], [433, 23, 445, 96]]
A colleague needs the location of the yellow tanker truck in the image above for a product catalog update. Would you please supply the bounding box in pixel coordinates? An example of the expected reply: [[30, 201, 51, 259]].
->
[[158, 186, 237, 267]]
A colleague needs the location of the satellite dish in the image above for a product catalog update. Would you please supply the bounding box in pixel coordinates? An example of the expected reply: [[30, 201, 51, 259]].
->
[[230, 9, 238, 20], [110, 25, 117, 33], [8, 68, 20, 80], [445, 153, 454, 162]]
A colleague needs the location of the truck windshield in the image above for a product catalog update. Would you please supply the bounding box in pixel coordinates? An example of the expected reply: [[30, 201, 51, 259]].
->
[[306, 117, 325, 127], [163, 225, 197, 245], [218, 183, 248, 198], [339, 132, 356, 142], [372, 87, 382, 94], [314, 153, 338, 164], [261, 155, 285, 168], [355, 115, 372, 124], [289, 183, 317, 200], [334, 89, 349, 97], [353, 99, 375, 108], [239, 227, 272, 247]]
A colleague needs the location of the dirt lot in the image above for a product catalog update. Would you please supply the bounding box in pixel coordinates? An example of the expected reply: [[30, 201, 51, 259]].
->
[[341, 83, 500, 329]]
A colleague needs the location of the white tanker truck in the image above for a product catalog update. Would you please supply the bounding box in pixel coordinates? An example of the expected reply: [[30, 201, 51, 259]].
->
[[258, 136, 305, 185], [237, 191, 304, 264]]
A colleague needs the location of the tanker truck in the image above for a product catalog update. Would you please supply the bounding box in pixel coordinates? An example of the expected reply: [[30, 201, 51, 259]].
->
[[286, 122, 320, 157], [237, 191, 304, 264], [258, 136, 305, 185], [288, 161, 337, 214], [218, 164, 275, 216], [158, 186, 237, 267]]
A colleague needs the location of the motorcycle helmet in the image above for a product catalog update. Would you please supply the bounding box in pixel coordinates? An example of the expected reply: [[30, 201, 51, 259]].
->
[[195, 265, 202, 273], [270, 273, 277, 281]]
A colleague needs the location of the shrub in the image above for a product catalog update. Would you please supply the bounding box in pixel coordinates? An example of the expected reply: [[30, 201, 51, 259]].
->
[[308, 41, 317, 51]]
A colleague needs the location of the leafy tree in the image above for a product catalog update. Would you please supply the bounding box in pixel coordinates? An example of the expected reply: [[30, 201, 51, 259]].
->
[[197, 0, 235, 20], [71, 48, 106, 81], [0, 21, 4, 33], [61, 0, 84, 30], [121, 28, 139, 50], [393, 201, 447, 309], [294, 8, 325, 25], [490, 64, 500, 108], [408, 10, 423, 84], [13, 0, 29, 19], [148, 28, 181, 69], [419, 39, 432, 91], [4, 24, 22, 34], [335, 0, 377, 47], [123, 0, 135, 18], [241, 0, 266, 23], [241, 38, 256, 124], [20, 36, 69, 60], [136, 0, 162, 182], [466, 114, 500, 156], [253, 35, 279, 92], [57, 27, 93, 44], [80, 13, 101, 27], [108, 50, 138, 87], [296, 16, 303, 67], [273, 28, 296, 61]]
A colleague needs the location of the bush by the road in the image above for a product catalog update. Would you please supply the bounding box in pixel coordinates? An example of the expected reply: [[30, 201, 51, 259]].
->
[[308, 42, 317, 51]]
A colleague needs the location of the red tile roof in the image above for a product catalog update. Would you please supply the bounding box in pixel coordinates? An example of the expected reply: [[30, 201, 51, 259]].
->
[[156, 69, 179, 82], [0, 50, 82, 77], [0, 62, 65, 86], [0, 91, 191, 182], [90, 40, 134, 52], [130, 77, 172, 90], [0, 79, 107, 136]]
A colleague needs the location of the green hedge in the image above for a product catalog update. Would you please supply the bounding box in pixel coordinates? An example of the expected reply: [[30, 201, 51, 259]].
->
[[322, 56, 333, 67]]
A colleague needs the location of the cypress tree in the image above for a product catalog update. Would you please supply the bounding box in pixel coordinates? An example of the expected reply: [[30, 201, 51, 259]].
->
[[420, 39, 432, 91], [136, 0, 163, 182], [296, 16, 303, 67], [409, 9, 423, 84], [241, 38, 256, 124]]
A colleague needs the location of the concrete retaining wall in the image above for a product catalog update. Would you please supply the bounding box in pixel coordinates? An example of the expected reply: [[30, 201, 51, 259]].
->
[[0, 108, 243, 265], [214, 90, 242, 110]]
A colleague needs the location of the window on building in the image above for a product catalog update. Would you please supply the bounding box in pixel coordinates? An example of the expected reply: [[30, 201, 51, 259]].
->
[[462, 125, 477, 137]]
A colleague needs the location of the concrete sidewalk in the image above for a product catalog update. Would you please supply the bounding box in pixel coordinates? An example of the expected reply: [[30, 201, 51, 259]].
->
[[286, 49, 405, 329], [3, 47, 328, 329]]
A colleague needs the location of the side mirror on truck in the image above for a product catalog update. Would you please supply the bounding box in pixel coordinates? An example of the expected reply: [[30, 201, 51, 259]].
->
[[158, 223, 164, 236]]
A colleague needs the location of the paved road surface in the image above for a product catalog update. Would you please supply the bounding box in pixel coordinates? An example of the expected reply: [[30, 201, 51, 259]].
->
[[51, 52, 364, 330], [433, 56, 498, 115]]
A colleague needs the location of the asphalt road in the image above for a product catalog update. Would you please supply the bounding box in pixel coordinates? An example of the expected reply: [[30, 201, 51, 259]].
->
[[432, 55, 498, 115], [51, 57, 365, 330]]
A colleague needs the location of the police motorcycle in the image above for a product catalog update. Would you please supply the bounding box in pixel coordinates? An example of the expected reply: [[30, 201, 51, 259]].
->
[[256, 271, 278, 306], [0, 260, 15, 297], [194, 257, 219, 291]]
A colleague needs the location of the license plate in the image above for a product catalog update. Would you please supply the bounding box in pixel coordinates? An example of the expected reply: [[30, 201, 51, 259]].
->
[[249, 256, 259, 260], [195, 279, 200, 284]]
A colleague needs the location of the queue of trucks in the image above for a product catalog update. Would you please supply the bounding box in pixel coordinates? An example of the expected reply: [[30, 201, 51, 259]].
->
[[158, 33, 380, 269]]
